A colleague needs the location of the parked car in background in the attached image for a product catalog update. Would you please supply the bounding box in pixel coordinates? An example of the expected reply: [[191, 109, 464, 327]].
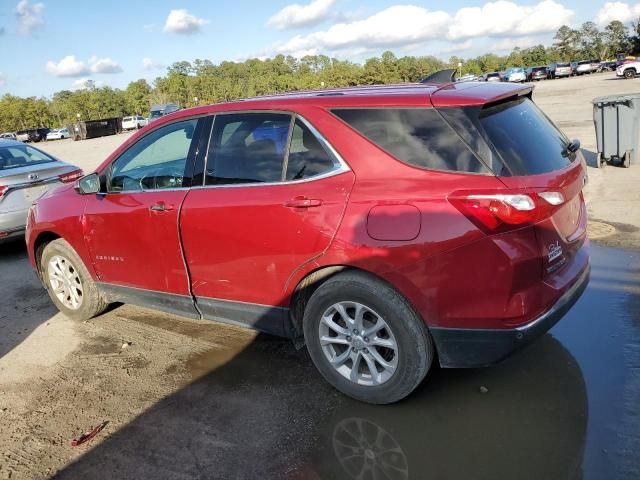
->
[[616, 55, 638, 68], [0, 133, 16, 140], [547, 63, 572, 79], [590, 60, 602, 73], [504, 67, 526, 82], [576, 61, 593, 75], [26, 79, 590, 404], [46, 128, 70, 141], [616, 60, 640, 79], [570, 62, 578, 75], [526, 66, 547, 81], [483, 72, 502, 82], [149, 104, 180, 123], [122, 116, 148, 130], [0, 139, 82, 242], [456, 74, 480, 82], [601, 61, 616, 71], [15, 128, 50, 143]]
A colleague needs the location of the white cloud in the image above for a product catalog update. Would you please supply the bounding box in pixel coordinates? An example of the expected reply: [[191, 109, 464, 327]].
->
[[268, 0, 337, 30], [71, 78, 107, 90], [276, 5, 450, 56], [46, 56, 88, 77], [275, 1, 574, 57], [492, 36, 539, 51], [0, 73, 6, 87], [448, 0, 573, 40], [163, 9, 208, 34], [16, 0, 44, 34], [142, 58, 164, 70], [440, 40, 473, 54], [595, 2, 640, 24], [89, 56, 123, 74]]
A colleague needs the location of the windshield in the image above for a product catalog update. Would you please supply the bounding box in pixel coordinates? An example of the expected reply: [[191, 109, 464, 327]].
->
[[0, 144, 56, 171]]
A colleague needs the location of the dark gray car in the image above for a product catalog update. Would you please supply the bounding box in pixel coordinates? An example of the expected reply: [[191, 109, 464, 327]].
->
[[0, 139, 82, 241]]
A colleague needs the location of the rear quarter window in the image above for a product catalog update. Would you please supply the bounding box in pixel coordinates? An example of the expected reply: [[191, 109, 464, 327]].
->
[[331, 108, 489, 174]]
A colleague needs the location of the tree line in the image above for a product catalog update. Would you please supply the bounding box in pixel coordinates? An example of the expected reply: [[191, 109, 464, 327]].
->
[[1, 19, 638, 133]]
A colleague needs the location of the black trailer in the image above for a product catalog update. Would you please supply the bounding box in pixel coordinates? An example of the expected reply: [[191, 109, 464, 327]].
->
[[68, 117, 122, 141]]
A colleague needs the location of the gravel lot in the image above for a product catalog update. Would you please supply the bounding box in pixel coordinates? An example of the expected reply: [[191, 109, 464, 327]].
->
[[1, 73, 639, 479]]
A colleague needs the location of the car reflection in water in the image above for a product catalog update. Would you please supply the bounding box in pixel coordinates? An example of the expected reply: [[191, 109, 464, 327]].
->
[[303, 335, 586, 480]]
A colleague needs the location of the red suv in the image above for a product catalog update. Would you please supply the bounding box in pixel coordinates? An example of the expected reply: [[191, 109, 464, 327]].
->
[[26, 79, 590, 404]]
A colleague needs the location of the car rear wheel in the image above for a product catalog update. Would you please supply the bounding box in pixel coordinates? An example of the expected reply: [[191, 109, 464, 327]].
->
[[303, 270, 433, 404], [41, 239, 108, 321]]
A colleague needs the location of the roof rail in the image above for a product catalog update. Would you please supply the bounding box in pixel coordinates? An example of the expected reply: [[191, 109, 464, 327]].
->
[[420, 69, 457, 84]]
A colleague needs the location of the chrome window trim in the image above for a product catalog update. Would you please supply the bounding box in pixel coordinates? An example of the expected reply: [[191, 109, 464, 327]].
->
[[195, 111, 351, 190]]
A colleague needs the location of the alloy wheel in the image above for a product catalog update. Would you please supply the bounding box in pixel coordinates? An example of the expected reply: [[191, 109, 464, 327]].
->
[[47, 254, 84, 310], [319, 301, 398, 386]]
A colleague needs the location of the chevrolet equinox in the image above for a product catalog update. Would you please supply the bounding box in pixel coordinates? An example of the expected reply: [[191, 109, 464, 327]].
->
[[26, 79, 590, 404]]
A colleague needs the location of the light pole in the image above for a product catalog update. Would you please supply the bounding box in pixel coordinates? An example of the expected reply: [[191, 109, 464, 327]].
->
[[458, 62, 463, 78]]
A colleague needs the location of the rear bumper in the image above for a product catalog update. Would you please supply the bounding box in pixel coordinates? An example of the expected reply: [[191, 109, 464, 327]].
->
[[431, 263, 590, 368]]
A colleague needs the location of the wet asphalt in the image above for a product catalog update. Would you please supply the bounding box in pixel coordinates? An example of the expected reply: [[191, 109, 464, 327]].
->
[[47, 243, 639, 480]]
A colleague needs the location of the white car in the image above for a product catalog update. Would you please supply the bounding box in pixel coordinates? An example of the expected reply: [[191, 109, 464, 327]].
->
[[576, 61, 592, 75], [46, 128, 70, 140], [504, 67, 526, 82], [122, 116, 148, 130], [617, 61, 640, 79]]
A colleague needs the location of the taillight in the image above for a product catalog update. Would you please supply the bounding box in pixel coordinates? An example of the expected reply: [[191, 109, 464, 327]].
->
[[0, 186, 7, 198], [449, 190, 565, 234], [60, 169, 84, 183]]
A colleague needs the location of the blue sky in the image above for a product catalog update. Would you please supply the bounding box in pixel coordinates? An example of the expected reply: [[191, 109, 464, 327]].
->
[[0, 0, 636, 97]]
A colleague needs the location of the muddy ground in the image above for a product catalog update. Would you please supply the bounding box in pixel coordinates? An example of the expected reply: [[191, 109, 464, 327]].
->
[[1, 73, 639, 479]]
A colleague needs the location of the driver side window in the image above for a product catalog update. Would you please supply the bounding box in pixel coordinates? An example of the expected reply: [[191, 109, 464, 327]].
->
[[109, 118, 198, 192]]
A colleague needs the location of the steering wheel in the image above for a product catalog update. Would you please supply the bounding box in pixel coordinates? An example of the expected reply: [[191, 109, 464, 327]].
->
[[139, 165, 184, 190]]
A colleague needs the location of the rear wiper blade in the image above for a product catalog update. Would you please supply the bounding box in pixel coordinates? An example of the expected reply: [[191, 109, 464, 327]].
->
[[562, 139, 581, 157]]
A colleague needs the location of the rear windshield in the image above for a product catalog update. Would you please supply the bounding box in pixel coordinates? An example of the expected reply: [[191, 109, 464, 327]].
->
[[478, 97, 573, 175], [0, 144, 56, 170], [557, 63, 570, 67], [332, 108, 489, 173]]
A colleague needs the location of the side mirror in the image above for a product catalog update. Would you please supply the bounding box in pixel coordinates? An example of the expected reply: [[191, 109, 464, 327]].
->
[[74, 173, 100, 195]]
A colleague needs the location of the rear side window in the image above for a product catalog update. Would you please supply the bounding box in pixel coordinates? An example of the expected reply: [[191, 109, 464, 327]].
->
[[285, 119, 336, 180], [206, 113, 291, 185], [478, 97, 573, 175], [332, 108, 488, 173]]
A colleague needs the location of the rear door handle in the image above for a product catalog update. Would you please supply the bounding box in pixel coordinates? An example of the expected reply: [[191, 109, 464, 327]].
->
[[284, 197, 323, 208], [149, 202, 174, 212]]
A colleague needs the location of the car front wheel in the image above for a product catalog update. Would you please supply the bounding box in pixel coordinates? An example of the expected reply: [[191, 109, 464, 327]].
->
[[303, 270, 434, 404], [624, 69, 636, 79], [41, 239, 108, 321]]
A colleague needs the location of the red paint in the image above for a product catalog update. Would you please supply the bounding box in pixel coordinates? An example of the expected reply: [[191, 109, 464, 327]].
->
[[367, 204, 421, 241], [26, 81, 588, 334]]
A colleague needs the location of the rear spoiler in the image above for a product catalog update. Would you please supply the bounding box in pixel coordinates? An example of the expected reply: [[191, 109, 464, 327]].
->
[[430, 81, 533, 108]]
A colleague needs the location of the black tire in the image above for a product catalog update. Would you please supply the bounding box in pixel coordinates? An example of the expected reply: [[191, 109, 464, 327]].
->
[[40, 239, 108, 321], [624, 69, 635, 79], [303, 270, 433, 404]]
